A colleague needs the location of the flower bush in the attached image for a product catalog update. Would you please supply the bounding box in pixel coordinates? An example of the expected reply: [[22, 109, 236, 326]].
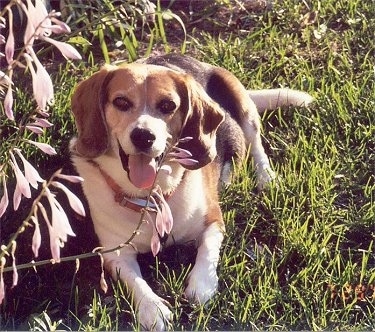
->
[[0, 0, 188, 308], [0, 0, 84, 303]]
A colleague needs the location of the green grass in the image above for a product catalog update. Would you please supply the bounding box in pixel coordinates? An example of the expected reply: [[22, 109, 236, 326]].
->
[[1, 0, 374, 330]]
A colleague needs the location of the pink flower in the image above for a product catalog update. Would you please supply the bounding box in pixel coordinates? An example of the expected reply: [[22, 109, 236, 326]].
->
[[168, 146, 198, 167], [41, 36, 81, 60], [55, 172, 84, 183], [9, 152, 32, 210], [100, 270, 108, 293], [4, 82, 14, 121], [50, 17, 71, 34], [159, 164, 172, 174], [5, 8, 14, 64], [0, 71, 12, 86], [38, 202, 61, 262], [20, 0, 81, 61], [0, 175, 9, 218], [45, 188, 76, 242], [13, 185, 22, 212], [31, 216, 41, 258], [151, 226, 161, 257], [0, 257, 5, 304], [169, 147, 193, 159], [27, 140, 57, 155], [99, 254, 108, 293], [37, 110, 50, 118], [26, 125, 44, 135], [52, 181, 85, 216], [22, 0, 51, 46], [24, 49, 54, 110], [148, 186, 174, 256], [178, 136, 193, 143], [152, 187, 173, 234], [30, 117, 53, 128], [14, 148, 44, 189], [11, 241, 18, 288], [12, 261, 18, 288], [150, 195, 165, 237]]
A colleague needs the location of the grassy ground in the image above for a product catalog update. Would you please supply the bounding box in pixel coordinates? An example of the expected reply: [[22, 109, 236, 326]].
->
[[1, 0, 374, 330]]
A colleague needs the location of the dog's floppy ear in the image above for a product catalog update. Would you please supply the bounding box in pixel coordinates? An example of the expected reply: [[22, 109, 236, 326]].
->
[[177, 75, 225, 170], [71, 66, 114, 158]]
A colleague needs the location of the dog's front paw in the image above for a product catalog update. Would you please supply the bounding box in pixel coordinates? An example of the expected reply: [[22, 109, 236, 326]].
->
[[256, 165, 276, 190], [137, 295, 172, 331], [184, 265, 218, 304]]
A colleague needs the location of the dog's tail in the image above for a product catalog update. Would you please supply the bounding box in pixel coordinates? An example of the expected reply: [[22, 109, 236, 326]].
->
[[248, 88, 313, 113]]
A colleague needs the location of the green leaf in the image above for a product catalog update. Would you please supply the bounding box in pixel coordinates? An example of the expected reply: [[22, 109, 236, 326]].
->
[[68, 36, 92, 47]]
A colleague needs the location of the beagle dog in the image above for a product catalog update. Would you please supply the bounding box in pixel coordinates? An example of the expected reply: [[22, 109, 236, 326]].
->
[[70, 54, 312, 330]]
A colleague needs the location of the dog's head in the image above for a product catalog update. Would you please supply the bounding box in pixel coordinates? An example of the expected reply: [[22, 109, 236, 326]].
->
[[71, 63, 224, 188]]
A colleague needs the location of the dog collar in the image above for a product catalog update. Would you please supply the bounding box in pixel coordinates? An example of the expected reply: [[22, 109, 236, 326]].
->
[[88, 160, 166, 213], [88, 159, 179, 249]]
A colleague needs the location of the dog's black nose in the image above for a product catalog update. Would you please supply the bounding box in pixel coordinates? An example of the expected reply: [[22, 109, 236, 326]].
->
[[130, 128, 156, 151]]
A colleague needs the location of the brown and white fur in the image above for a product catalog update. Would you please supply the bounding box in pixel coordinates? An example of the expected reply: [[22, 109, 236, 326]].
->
[[70, 54, 313, 330]]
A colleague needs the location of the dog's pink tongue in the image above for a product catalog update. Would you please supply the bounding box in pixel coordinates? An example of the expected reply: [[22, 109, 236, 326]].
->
[[128, 155, 157, 189]]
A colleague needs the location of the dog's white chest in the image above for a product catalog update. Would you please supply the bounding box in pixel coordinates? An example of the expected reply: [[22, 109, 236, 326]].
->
[[74, 156, 208, 253]]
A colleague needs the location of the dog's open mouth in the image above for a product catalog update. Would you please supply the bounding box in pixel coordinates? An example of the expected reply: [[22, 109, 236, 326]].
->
[[119, 144, 163, 189]]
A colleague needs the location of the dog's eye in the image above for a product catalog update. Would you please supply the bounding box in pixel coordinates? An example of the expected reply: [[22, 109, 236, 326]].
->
[[157, 99, 176, 114], [113, 96, 132, 112]]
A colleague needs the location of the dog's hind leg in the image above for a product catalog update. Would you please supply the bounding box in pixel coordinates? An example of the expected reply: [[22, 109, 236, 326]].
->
[[204, 68, 275, 189], [241, 106, 276, 190], [245, 88, 313, 189], [216, 114, 246, 187]]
